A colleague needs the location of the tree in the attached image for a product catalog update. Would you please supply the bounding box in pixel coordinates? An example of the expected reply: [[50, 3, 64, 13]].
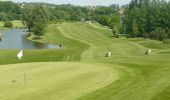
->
[[112, 26, 119, 38], [166, 28, 170, 38], [93, 6, 120, 28], [22, 5, 34, 32], [0, 1, 22, 21], [32, 6, 48, 37], [124, 0, 170, 40], [32, 21, 46, 37], [22, 5, 48, 37], [54, 10, 70, 20], [163, 39, 170, 46], [0, 12, 7, 21], [149, 28, 167, 41], [132, 19, 139, 37], [159, 29, 167, 41], [4, 21, 13, 28]]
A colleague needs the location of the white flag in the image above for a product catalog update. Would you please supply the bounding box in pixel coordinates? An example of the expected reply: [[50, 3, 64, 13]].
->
[[17, 50, 23, 60]]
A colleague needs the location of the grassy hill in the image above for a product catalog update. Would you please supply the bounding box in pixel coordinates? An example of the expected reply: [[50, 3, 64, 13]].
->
[[0, 22, 170, 100]]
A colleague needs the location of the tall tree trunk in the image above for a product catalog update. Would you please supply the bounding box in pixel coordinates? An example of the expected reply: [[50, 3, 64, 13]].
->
[[28, 26, 31, 35]]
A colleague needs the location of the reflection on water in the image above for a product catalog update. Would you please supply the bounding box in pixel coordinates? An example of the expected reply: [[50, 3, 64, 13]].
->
[[0, 29, 59, 50]]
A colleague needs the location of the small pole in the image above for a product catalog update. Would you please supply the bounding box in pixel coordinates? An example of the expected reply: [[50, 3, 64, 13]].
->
[[124, 24, 126, 36], [24, 73, 26, 85]]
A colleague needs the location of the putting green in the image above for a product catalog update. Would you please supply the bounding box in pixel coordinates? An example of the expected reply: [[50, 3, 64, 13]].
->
[[0, 62, 119, 100]]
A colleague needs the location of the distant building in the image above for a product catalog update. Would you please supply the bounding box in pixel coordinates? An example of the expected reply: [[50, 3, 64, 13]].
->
[[119, 9, 124, 16], [20, 3, 25, 9]]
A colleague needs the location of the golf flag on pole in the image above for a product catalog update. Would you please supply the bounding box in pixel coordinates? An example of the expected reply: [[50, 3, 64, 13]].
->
[[17, 50, 23, 60]]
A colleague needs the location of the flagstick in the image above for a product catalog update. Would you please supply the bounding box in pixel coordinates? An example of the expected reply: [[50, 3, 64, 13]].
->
[[24, 73, 27, 85], [17, 50, 26, 85]]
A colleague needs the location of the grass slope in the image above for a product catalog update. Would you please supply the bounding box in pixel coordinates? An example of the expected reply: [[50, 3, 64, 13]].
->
[[58, 23, 170, 100], [0, 22, 170, 100]]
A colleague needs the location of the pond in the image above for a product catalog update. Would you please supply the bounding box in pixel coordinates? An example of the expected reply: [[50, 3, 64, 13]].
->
[[0, 29, 59, 50]]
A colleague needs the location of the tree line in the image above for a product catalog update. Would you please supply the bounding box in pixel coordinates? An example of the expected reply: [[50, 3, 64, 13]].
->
[[46, 4, 120, 28], [0, 1, 120, 37], [0, 1, 120, 27], [0, 1, 21, 21], [123, 0, 170, 41]]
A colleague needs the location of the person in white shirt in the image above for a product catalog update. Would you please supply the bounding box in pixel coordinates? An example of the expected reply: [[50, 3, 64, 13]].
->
[[106, 51, 111, 57], [145, 49, 152, 55]]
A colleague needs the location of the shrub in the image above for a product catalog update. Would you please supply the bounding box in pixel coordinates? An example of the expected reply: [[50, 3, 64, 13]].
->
[[126, 34, 130, 39], [4, 21, 13, 28], [163, 39, 170, 46], [143, 33, 148, 39], [112, 26, 119, 38], [149, 28, 167, 41]]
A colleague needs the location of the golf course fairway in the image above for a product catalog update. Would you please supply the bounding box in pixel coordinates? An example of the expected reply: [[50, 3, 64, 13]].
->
[[0, 22, 170, 100]]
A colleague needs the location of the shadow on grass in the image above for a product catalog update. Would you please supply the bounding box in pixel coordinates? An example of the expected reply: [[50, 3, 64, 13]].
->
[[32, 36, 42, 40], [28, 34, 42, 40]]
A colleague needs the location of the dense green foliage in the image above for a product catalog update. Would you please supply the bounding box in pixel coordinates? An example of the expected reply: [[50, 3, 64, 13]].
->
[[163, 39, 170, 46], [47, 5, 86, 21], [22, 5, 34, 32], [22, 5, 48, 36], [47, 5, 120, 28], [0, 1, 120, 28], [4, 21, 13, 28], [92, 7, 120, 27], [0, 1, 21, 21], [112, 26, 119, 38], [124, 0, 170, 40]]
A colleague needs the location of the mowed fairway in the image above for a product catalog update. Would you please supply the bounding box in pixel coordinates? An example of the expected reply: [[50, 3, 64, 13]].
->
[[0, 22, 170, 100]]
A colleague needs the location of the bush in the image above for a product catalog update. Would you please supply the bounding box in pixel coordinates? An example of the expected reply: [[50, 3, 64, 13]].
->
[[149, 28, 167, 41], [159, 30, 167, 41], [143, 33, 148, 39], [167, 29, 170, 38], [163, 39, 170, 46], [112, 26, 119, 38], [126, 34, 130, 39], [115, 34, 119, 38], [4, 21, 13, 28], [32, 21, 46, 37]]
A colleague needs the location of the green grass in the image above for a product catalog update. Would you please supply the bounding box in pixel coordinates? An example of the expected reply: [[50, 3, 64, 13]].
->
[[157, 50, 170, 54], [0, 20, 23, 30], [0, 21, 8, 30], [12, 20, 23, 28], [0, 62, 119, 100], [0, 24, 89, 65], [0, 22, 170, 100]]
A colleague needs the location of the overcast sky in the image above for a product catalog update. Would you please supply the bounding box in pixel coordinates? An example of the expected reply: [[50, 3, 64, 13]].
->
[[3, 0, 132, 6]]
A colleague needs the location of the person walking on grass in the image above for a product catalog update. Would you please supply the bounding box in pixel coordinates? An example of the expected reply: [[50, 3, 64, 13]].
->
[[145, 49, 152, 55], [59, 44, 63, 48], [106, 51, 111, 58]]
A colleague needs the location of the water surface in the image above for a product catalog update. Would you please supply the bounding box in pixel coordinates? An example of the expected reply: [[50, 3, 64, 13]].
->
[[0, 29, 59, 50]]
